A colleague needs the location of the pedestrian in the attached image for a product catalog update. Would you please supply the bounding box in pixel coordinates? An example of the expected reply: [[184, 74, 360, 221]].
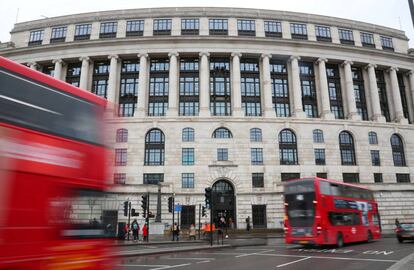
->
[[142, 223, 149, 242], [246, 216, 251, 233], [172, 222, 180, 241], [189, 224, 196, 240], [131, 219, 140, 241], [124, 223, 130, 240], [229, 217, 234, 230], [395, 218, 400, 227]]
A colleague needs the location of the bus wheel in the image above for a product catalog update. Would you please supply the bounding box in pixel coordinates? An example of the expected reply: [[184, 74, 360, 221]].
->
[[336, 233, 344, 248], [367, 231, 373, 242]]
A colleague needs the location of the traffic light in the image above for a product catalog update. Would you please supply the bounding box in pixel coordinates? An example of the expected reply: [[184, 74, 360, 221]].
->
[[202, 206, 207, 217], [168, 196, 173, 213], [141, 194, 148, 217], [205, 187, 212, 209], [131, 208, 139, 216], [123, 201, 129, 217]]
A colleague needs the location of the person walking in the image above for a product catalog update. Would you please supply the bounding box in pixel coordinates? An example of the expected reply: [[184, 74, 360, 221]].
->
[[142, 223, 149, 242], [189, 224, 196, 240], [124, 223, 130, 241], [131, 219, 140, 241], [246, 216, 251, 233], [172, 222, 180, 241]]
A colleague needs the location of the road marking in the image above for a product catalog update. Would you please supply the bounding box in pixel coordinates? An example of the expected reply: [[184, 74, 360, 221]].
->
[[166, 257, 215, 261], [151, 263, 191, 270], [196, 261, 211, 264], [235, 249, 274, 258], [276, 257, 311, 268], [257, 253, 398, 263], [118, 264, 169, 267]]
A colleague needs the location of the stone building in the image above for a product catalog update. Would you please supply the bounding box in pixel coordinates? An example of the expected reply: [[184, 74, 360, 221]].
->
[[1, 7, 414, 233]]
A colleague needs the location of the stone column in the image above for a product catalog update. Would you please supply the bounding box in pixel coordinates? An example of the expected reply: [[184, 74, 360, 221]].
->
[[107, 54, 119, 104], [52, 59, 64, 80], [231, 52, 243, 117], [136, 53, 149, 117], [261, 53, 274, 118], [316, 58, 334, 120], [27, 62, 39, 70], [167, 51, 179, 116], [79, 56, 91, 91], [342, 60, 361, 120], [199, 51, 211, 117], [289, 56, 306, 118], [388, 67, 407, 124], [365, 64, 385, 122]]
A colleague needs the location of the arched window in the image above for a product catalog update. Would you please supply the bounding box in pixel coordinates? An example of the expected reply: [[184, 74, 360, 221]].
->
[[144, 129, 165, 166], [250, 128, 262, 142], [313, 129, 324, 143], [182, 127, 195, 142], [391, 134, 406, 166], [212, 127, 233, 138], [339, 131, 356, 165], [368, 131, 378, 145], [116, 128, 128, 143], [279, 129, 298, 165]]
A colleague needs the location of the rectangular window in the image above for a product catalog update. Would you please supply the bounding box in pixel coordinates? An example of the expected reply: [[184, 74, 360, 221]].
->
[[65, 63, 81, 87], [264, 21, 282, 37], [376, 70, 391, 122], [397, 73, 410, 122], [74, 24, 92, 40], [290, 23, 307, 39], [252, 205, 267, 228], [182, 173, 195, 188], [114, 173, 126, 184], [315, 25, 331, 42], [100, 22, 117, 38], [217, 148, 228, 161], [299, 62, 318, 118], [50, 27, 67, 43], [92, 61, 110, 99], [343, 173, 359, 183], [209, 19, 228, 35], [396, 174, 410, 183], [360, 32, 375, 48], [241, 59, 261, 116], [126, 20, 144, 36], [338, 29, 354, 45], [149, 59, 169, 116], [179, 59, 199, 116], [28, 30, 44, 46], [371, 150, 381, 166], [271, 61, 290, 117], [251, 148, 263, 165], [182, 148, 195, 165], [326, 65, 344, 119], [317, 172, 328, 179], [374, 173, 383, 183], [115, 148, 127, 166], [252, 173, 264, 188], [119, 59, 139, 117], [237, 19, 256, 36], [314, 148, 326, 165], [281, 173, 300, 182], [210, 58, 231, 116], [181, 19, 199, 35], [42, 64, 54, 77], [143, 173, 164, 185], [352, 67, 368, 120], [153, 19, 172, 35], [380, 36, 394, 51]]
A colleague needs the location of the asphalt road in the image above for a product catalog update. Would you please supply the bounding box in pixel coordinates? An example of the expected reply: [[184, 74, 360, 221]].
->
[[118, 238, 414, 270]]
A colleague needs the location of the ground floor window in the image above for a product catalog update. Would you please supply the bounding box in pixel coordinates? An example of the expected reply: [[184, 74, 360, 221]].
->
[[180, 205, 195, 229], [252, 205, 267, 228]]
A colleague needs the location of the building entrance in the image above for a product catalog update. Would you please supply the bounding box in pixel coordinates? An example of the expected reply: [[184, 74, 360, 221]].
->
[[212, 180, 236, 229]]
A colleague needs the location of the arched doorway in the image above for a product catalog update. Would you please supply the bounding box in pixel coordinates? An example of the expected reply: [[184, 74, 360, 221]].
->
[[212, 180, 236, 228]]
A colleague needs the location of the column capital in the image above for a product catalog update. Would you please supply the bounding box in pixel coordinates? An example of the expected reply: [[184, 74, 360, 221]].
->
[[79, 56, 90, 62], [168, 51, 179, 58], [108, 54, 119, 61], [199, 51, 210, 58], [52, 59, 64, 64], [231, 52, 242, 58], [405, 70, 414, 76], [316, 58, 328, 64], [288, 55, 301, 62], [365, 63, 377, 70], [386, 66, 399, 73], [341, 60, 354, 67], [260, 53, 272, 60], [137, 53, 149, 59]]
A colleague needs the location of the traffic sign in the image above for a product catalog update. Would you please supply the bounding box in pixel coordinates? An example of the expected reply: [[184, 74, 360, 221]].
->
[[174, 204, 182, 212]]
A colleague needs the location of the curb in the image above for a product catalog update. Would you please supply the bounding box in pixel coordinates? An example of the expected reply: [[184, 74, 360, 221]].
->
[[115, 240, 205, 246]]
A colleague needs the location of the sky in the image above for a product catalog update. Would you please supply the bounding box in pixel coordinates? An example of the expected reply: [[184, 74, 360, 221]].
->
[[1, 0, 413, 47]]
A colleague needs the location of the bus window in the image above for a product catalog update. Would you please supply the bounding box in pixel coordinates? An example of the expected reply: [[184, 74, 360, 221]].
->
[[329, 212, 361, 226], [319, 181, 331, 195]]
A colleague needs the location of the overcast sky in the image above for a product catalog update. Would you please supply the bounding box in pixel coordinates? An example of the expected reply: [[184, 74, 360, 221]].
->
[[1, 0, 413, 47]]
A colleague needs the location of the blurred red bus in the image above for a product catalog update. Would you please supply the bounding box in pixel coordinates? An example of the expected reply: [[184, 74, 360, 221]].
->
[[284, 177, 381, 247], [0, 56, 116, 269]]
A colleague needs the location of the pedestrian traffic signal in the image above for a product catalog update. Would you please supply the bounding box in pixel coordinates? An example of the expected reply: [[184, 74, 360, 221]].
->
[[123, 201, 129, 217], [205, 187, 212, 209], [131, 208, 139, 216], [202, 206, 207, 217], [141, 194, 148, 216], [168, 196, 173, 213]]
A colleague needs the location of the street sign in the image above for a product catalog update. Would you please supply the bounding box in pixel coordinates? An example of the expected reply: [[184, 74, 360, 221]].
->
[[174, 204, 182, 212]]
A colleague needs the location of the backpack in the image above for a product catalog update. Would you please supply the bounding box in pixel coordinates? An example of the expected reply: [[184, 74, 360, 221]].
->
[[133, 223, 138, 230]]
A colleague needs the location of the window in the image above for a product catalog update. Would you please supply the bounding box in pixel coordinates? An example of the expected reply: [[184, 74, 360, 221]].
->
[[281, 173, 300, 182], [313, 129, 324, 143], [326, 65, 344, 119], [241, 59, 261, 116], [126, 20, 144, 36], [209, 19, 228, 35], [182, 148, 195, 165], [264, 21, 282, 37], [119, 59, 139, 117], [279, 129, 298, 165], [144, 129, 165, 166], [352, 67, 368, 120], [338, 29, 354, 45], [100, 22, 117, 38], [329, 212, 361, 226], [339, 131, 356, 165], [250, 128, 262, 142], [210, 58, 231, 116], [360, 32, 375, 47], [116, 128, 128, 142], [237, 19, 255, 36], [65, 63, 81, 87], [315, 25, 331, 42], [212, 127, 233, 138], [376, 70, 391, 122], [181, 19, 199, 35], [374, 173, 383, 183], [182, 127, 194, 142], [371, 150, 381, 166], [217, 148, 228, 161], [74, 24, 92, 40], [143, 173, 164, 185], [179, 58, 199, 116], [380, 36, 393, 51], [343, 173, 359, 183], [251, 148, 263, 165], [28, 30, 44, 46], [317, 172, 328, 179], [391, 134, 406, 166], [290, 23, 307, 39], [314, 149, 326, 165], [42, 65, 54, 77], [396, 174, 410, 183], [92, 61, 110, 99], [300, 62, 318, 118], [271, 61, 290, 117], [368, 131, 378, 145], [149, 59, 169, 116], [252, 173, 264, 188], [115, 148, 127, 166], [114, 173, 126, 184], [50, 27, 67, 43], [252, 205, 267, 228], [154, 19, 172, 35], [182, 173, 195, 188], [397, 73, 410, 122]]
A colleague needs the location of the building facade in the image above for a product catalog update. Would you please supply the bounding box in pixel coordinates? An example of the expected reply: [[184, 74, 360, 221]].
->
[[1, 7, 414, 233]]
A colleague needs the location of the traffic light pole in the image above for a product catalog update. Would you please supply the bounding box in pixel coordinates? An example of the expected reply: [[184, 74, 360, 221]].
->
[[146, 192, 150, 242], [171, 195, 175, 241], [198, 204, 201, 240], [210, 200, 213, 246], [127, 201, 131, 241]]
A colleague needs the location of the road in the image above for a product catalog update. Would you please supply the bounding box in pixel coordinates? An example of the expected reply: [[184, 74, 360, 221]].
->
[[118, 238, 413, 270]]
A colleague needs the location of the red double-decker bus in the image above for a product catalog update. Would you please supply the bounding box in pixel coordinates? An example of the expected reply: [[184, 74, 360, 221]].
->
[[284, 177, 381, 247], [0, 56, 116, 269]]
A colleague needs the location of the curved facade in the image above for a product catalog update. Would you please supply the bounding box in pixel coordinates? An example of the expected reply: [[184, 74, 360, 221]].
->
[[1, 7, 414, 232]]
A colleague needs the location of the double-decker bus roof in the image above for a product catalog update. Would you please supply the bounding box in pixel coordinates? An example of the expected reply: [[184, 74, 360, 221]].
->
[[285, 176, 371, 191], [0, 56, 107, 107]]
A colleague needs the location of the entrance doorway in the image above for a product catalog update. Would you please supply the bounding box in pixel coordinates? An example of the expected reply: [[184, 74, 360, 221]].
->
[[212, 180, 236, 228], [180, 205, 195, 229]]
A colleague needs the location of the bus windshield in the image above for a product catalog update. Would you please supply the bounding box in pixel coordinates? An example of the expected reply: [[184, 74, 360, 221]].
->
[[284, 180, 315, 227]]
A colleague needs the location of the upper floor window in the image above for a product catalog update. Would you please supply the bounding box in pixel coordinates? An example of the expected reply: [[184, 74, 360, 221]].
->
[[313, 129, 324, 143], [338, 28, 354, 45], [182, 173, 195, 188], [343, 173, 360, 183], [182, 148, 195, 165], [100, 22, 117, 38], [116, 128, 128, 143], [217, 148, 228, 161], [368, 131, 378, 145], [315, 25, 331, 42], [264, 21, 282, 37], [50, 27, 67, 43], [391, 134, 406, 166], [28, 30, 44, 46], [290, 23, 307, 39], [153, 19, 172, 35], [252, 173, 264, 188], [251, 148, 263, 165], [115, 148, 127, 166], [396, 174, 410, 183], [143, 173, 164, 185], [126, 20, 144, 36], [114, 173, 126, 185], [144, 129, 165, 166], [209, 19, 228, 35], [74, 24, 92, 40], [250, 128, 262, 142], [237, 19, 255, 36], [182, 127, 195, 142], [360, 32, 375, 47], [212, 127, 233, 138], [380, 36, 394, 51], [279, 129, 298, 165], [314, 148, 326, 165], [339, 131, 356, 165], [181, 19, 199, 35]]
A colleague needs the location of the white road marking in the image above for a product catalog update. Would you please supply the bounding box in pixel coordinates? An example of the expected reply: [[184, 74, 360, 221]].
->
[[118, 264, 168, 267], [257, 253, 398, 263], [151, 263, 191, 270], [166, 257, 215, 261], [276, 257, 311, 268], [196, 261, 211, 264], [235, 249, 274, 258]]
